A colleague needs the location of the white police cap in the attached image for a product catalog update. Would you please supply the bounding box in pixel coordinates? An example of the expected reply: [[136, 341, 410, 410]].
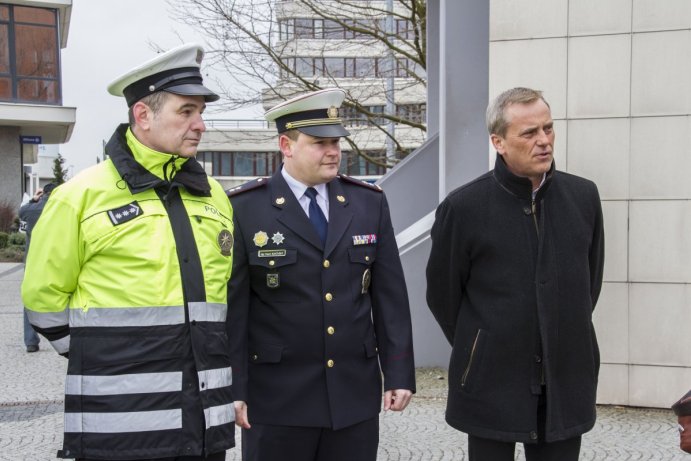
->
[[107, 43, 219, 107], [265, 88, 350, 138]]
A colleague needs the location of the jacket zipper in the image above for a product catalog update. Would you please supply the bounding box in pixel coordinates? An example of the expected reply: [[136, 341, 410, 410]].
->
[[461, 329, 482, 387]]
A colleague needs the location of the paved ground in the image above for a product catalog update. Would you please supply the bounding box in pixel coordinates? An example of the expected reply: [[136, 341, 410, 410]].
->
[[1, 262, 686, 460]]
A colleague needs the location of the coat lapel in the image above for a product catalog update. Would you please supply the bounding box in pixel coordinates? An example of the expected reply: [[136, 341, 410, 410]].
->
[[324, 178, 353, 258], [271, 171, 323, 250]]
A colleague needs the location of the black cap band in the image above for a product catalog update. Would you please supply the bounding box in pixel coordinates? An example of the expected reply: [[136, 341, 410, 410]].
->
[[123, 67, 205, 106]]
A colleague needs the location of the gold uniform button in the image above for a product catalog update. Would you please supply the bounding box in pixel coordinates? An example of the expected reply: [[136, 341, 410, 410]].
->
[[325, 293, 333, 302], [327, 326, 335, 335], [323, 260, 330, 268], [365, 256, 370, 262], [327, 359, 335, 368], [268, 260, 275, 266]]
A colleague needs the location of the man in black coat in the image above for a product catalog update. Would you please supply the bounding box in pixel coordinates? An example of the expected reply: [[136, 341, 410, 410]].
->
[[227, 88, 416, 461], [426, 87, 605, 461]]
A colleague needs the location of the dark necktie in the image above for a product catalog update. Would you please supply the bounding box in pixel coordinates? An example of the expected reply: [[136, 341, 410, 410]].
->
[[305, 187, 328, 245]]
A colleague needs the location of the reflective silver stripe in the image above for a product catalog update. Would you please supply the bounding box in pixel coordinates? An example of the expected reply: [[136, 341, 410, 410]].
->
[[64, 409, 182, 433], [198, 367, 232, 391], [204, 403, 235, 429], [51, 335, 70, 354], [188, 302, 227, 322], [66, 372, 182, 396], [25, 309, 68, 329], [69, 306, 185, 327]]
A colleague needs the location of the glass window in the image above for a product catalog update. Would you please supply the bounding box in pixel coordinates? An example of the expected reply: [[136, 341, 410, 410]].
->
[[296, 57, 315, 77], [16, 25, 58, 77], [279, 19, 294, 41], [219, 152, 232, 176], [0, 77, 10, 98], [0, 25, 8, 73], [323, 20, 342, 39], [295, 18, 313, 38], [344, 58, 355, 77], [313, 19, 323, 39], [14, 6, 55, 25], [0, 5, 60, 104], [324, 58, 344, 78], [396, 19, 414, 39], [355, 58, 375, 78], [234, 152, 254, 176]]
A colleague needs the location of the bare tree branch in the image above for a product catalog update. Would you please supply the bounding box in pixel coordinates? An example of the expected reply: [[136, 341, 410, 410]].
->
[[166, 0, 427, 168]]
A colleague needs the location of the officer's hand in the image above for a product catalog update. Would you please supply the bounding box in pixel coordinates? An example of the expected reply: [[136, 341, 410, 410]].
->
[[234, 401, 251, 429], [383, 389, 413, 412]]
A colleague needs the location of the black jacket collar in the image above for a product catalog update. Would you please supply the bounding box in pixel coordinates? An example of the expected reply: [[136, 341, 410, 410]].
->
[[106, 124, 211, 196], [492, 153, 554, 201]]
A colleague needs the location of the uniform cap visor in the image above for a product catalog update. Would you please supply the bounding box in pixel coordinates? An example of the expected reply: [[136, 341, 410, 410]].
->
[[296, 124, 350, 138], [165, 83, 220, 102]]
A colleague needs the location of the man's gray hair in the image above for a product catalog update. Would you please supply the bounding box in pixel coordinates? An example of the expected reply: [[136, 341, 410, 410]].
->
[[486, 87, 550, 137], [128, 91, 170, 128]]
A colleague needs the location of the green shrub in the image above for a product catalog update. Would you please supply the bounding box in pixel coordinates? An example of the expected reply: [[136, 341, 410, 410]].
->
[[0, 245, 24, 262], [0, 200, 16, 233], [0, 232, 8, 249], [8, 232, 25, 246]]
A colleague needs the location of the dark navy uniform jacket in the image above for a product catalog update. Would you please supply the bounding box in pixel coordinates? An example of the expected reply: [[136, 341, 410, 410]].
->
[[227, 170, 415, 430]]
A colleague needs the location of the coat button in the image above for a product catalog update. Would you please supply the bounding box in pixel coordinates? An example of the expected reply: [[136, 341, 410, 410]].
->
[[327, 326, 335, 335], [269, 260, 275, 266], [530, 431, 538, 440], [252, 354, 258, 361], [323, 260, 330, 268], [327, 359, 334, 368], [365, 256, 370, 262], [523, 206, 532, 215], [325, 293, 333, 302], [534, 355, 542, 363]]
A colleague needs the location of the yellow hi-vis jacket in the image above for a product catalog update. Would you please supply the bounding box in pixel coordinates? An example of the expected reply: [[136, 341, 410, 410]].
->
[[22, 124, 235, 460]]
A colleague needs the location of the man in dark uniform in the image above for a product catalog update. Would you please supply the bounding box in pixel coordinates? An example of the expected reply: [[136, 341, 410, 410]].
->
[[227, 88, 416, 461]]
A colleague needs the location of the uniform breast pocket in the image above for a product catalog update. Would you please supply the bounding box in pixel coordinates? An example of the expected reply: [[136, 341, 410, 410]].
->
[[248, 249, 299, 300], [348, 247, 376, 301], [82, 207, 170, 265]]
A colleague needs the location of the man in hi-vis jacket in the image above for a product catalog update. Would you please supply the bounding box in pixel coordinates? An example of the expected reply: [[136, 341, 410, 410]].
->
[[22, 44, 236, 461]]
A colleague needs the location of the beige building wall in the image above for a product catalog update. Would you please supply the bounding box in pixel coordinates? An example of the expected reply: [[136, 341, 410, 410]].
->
[[489, 0, 691, 408]]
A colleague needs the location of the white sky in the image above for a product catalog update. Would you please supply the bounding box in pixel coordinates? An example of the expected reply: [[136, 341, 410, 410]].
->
[[59, 0, 256, 174]]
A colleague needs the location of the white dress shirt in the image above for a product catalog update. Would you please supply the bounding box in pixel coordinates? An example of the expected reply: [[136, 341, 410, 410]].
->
[[281, 168, 330, 222]]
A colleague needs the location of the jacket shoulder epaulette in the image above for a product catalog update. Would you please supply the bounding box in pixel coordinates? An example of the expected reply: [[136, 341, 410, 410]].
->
[[338, 174, 382, 192], [226, 177, 269, 198]]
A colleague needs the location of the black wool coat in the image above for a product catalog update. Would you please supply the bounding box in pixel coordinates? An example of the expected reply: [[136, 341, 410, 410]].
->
[[426, 155, 605, 443], [227, 170, 416, 430]]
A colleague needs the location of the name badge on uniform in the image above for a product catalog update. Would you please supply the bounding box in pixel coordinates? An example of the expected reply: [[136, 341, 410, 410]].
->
[[107, 201, 143, 226], [267, 273, 280, 289], [352, 234, 377, 246], [258, 249, 287, 258], [361, 268, 372, 294]]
